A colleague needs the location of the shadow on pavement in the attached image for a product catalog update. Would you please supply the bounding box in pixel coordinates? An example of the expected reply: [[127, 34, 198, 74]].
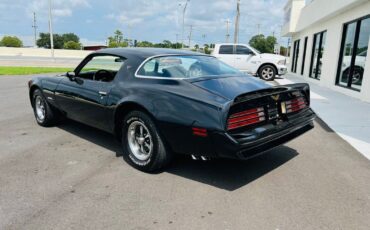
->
[[167, 146, 298, 191], [58, 119, 299, 191]]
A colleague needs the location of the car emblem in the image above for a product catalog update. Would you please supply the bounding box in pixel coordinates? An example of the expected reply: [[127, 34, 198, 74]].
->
[[271, 94, 280, 101]]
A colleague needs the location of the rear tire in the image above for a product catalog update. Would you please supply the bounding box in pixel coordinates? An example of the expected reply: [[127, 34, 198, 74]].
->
[[121, 111, 172, 172], [259, 65, 276, 81], [32, 89, 58, 127]]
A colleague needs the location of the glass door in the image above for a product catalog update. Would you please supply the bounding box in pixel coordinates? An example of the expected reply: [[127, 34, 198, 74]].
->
[[310, 31, 327, 80], [301, 37, 308, 75], [337, 16, 369, 91], [291, 39, 300, 73]]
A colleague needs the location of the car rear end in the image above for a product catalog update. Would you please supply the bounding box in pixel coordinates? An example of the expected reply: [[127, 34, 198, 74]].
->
[[210, 83, 316, 159]]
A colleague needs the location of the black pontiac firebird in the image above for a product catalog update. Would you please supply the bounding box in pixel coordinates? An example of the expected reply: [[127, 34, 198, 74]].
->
[[28, 48, 316, 172]]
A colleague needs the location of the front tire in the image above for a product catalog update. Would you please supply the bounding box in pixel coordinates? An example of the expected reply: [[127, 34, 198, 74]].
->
[[121, 111, 172, 172], [32, 89, 58, 127], [259, 65, 276, 81]]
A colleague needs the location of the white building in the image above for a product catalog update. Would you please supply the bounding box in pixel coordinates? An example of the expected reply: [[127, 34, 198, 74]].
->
[[282, 0, 370, 102]]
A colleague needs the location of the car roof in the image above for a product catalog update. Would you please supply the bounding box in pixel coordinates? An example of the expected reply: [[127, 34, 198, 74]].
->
[[94, 48, 205, 59]]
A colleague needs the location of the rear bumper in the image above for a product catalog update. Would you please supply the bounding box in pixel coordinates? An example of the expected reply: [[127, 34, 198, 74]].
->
[[201, 109, 316, 159]]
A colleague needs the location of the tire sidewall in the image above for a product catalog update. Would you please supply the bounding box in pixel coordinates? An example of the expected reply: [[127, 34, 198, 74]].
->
[[259, 65, 276, 81], [121, 111, 162, 171], [32, 89, 50, 126]]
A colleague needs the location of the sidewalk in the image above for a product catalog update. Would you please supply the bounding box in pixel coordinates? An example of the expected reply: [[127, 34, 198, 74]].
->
[[274, 73, 370, 160]]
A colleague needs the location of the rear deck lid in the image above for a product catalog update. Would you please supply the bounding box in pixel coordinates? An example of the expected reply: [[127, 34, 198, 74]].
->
[[190, 76, 271, 100]]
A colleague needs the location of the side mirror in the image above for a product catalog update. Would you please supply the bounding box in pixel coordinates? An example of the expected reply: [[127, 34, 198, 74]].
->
[[66, 71, 76, 80], [66, 71, 83, 84]]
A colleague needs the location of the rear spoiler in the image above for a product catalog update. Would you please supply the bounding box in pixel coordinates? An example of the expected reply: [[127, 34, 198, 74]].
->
[[233, 83, 310, 105]]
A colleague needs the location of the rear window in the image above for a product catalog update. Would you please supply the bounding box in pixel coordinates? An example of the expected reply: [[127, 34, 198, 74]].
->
[[219, 45, 234, 54], [137, 55, 241, 79]]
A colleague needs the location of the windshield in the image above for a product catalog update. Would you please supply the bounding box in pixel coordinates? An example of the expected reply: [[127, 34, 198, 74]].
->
[[249, 46, 261, 54], [137, 55, 241, 79]]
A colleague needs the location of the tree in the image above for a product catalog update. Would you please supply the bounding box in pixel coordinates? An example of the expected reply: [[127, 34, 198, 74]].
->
[[0, 36, 23, 47], [107, 30, 128, 47], [37, 33, 67, 49], [137, 41, 153, 47], [249, 34, 277, 53], [203, 44, 211, 54], [63, 41, 81, 50], [62, 33, 79, 43]]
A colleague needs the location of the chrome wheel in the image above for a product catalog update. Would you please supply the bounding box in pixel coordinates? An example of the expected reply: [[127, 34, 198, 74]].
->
[[261, 67, 274, 80], [352, 70, 362, 84], [35, 96, 46, 122], [127, 121, 153, 161]]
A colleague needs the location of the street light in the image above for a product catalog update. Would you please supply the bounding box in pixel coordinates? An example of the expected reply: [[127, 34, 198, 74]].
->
[[181, 0, 189, 49], [48, 0, 54, 58]]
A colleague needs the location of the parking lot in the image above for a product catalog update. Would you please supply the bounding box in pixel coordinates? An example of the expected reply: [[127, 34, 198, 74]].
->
[[1, 75, 369, 230]]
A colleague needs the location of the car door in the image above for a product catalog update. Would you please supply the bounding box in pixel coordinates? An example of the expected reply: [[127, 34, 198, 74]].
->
[[217, 45, 236, 68], [55, 54, 125, 132], [234, 45, 255, 72]]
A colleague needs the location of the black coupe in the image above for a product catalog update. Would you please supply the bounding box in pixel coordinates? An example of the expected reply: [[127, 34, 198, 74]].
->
[[28, 48, 316, 172]]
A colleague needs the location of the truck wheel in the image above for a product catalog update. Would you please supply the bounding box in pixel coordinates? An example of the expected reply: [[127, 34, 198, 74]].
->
[[259, 65, 276, 81], [121, 111, 172, 172]]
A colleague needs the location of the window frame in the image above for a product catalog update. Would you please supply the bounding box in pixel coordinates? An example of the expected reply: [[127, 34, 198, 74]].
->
[[291, 39, 300, 73], [301, 37, 308, 75], [335, 14, 370, 92]]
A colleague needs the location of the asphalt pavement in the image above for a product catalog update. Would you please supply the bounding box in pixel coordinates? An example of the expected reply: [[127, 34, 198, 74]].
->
[[0, 75, 369, 230]]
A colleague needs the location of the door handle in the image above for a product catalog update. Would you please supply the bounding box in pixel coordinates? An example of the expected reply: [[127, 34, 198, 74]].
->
[[99, 91, 107, 96]]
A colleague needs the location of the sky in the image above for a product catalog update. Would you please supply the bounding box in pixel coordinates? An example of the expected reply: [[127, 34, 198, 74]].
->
[[0, 0, 287, 47]]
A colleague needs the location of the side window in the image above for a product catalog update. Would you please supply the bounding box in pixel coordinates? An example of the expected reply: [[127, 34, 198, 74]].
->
[[236, 45, 253, 55], [78, 55, 125, 82], [219, 45, 234, 54]]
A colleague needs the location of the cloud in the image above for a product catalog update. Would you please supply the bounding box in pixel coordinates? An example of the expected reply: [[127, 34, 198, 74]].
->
[[0, 0, 287, 46], [53, 9, 72, 17]]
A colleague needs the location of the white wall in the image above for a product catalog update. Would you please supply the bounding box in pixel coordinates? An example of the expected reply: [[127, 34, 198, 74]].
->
[[288, 1, 370, 102], [0, 47, 92, 58]]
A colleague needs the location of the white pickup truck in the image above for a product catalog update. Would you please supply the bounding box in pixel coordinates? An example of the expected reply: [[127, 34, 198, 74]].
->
[[212, 43, 287, 81]]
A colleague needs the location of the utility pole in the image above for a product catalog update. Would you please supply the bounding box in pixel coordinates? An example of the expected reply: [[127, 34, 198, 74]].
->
[[175, 33, 179, 49], [257, 23, 261, 35], [181, 0, 189, 49], [48, 0, 54, 58], [32, 12, 38, 47], [188, 25, 193, 48], [233, 0, 240, 44], [225, 19, 231, 43]]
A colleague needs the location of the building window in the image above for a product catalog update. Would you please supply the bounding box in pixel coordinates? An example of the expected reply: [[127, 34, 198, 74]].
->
[[310, 31, 327, 80], [301, 37, 308, 75], [291, 39, 300, 73], [336, 16, 370, 91]]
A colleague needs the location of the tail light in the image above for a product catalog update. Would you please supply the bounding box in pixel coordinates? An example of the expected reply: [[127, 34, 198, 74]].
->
[[227, 107, 265, 131], [192, 127, 208, 137], [282, 97, 307, 114]]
